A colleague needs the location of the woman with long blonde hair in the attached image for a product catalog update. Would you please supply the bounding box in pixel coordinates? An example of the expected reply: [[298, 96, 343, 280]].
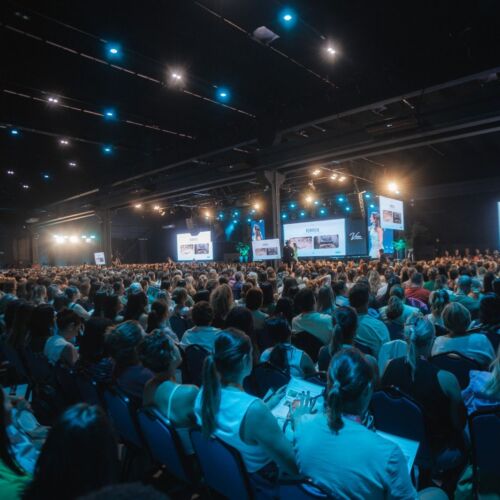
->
[[209, 283, 234, 329]]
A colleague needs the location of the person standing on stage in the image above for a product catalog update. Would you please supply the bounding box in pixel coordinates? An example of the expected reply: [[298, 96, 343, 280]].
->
[[369, 212, 384, 259], [282, 240, 294, 268], [291, 241, 299, 266]]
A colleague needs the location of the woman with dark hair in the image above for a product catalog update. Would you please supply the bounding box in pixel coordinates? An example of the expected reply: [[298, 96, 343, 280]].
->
[[426, 290, 450, 328], [140, 331, 198, 451], [272, 297, 294, 325], [316, 286, 334, 316], [65, 286, 90, 321], [23, 403, 119, 500], [102, 294, 123, 324], [482, 271, 496, 295], [281, 277, 299, 301], [317, 306, 358, 372], [122, 291, 148, 329], [260, 317, 315, 377], [194, 329, 297, 490], [294, 349, 445, 499], [259, 282, 275, 315], [105, 320, 152, 400], [44, 309, 81, 366], [90, 290, 107, 318], [245, 288, 268, 331], [0, 387, 30, 498], [7, 302, 35, 349], [28, 304, 55, 353], [75, 318, 114, 383], [146, 300, 178, 342]]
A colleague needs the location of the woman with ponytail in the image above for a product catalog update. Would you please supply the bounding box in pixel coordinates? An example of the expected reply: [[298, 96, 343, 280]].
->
[[194, 328, 297, 489], [294, 348, 444, 499], [259, 317, 315, 377], [146, 300, 178, 342], [382, 314, 466, 452]]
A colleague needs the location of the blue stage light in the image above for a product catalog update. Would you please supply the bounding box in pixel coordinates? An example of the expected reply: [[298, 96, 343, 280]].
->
[[102, 145, 113, 154], [42, 173, 50, 180], [314, 200, 320, 206], [279, 8, 297, 27], [299, 211, 306, 217], [233, 210, 239, 217], [281, 213, 288, 219], [10, 129, 19, 136], [289, 202, 296, 209], [345, 206, 351, 212], [364, 193, 371, 199], [216, 87, 231, 102], [338, 196, 345, 203], [106, 43, 121, 59], [247, 217, 252, 223], [320, 208, 326, 215], [369, 203, 375, 209], [104, 108, 117, 120]]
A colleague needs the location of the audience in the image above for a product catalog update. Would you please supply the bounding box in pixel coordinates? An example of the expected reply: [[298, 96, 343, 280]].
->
[[43, 309, 81, 366], [180, 301, 220, 352]]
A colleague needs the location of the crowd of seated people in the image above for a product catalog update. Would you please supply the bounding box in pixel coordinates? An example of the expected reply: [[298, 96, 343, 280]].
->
[[0, 251, 499, 498]]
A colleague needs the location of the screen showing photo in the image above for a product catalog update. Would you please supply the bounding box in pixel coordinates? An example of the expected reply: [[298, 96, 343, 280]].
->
[[176, 231, 213, 261], [379, 196, 405, 230], [252, 238, 281, 261], [283, 219, 346, 257]]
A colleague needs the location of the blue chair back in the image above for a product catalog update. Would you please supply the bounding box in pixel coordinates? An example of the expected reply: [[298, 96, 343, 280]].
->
[[247, 362, 290, 398], [469, 406, 500, 496], [291, 331, 324, 363], [183, 345, 210, 386], [137, 407, 191, 483], [371, 387, 431, 466], [103, 386, 142, 448], [385, 321, 405, 341], [279, 479, 331, 499], [430, 351, 481, 389], [190, 429, 252, 499], [75, 372, 102, 406]]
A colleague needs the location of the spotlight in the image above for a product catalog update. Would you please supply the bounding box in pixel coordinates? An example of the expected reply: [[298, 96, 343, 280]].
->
[[279, 8, 297, 27], [10, 129, 19, 136], [134, 203, 143, 209], [6, 170, 15, 175], [330, 173, 338, 180], [204, 210, 212, 218], [253, 202, 261, 210], [69, 235, 79, 244], [369, 204, 375, 209], [21, 184, 29, 190], [85, 238, 92, 243], [42, 173, 50, 180], [59, 139, 69, 145], [54, 235, 65, 244], [48, 96, 59, 103], [246, 217, 252, 223], [281, 213, 288, 219], [388, 181, 400, 194], [345, 206, 351, 212], [102, 145, 113, 154], [160, 211, 166, 216], [69, 162, 77, 167], [233, 211, 239, 217], [106, 43, 121, 58], [320, 208, 326, 215], [104, 109, 116, 120], [326, 46, 337, 56], [153, 205, 161, 211], [217, 212, 224, 220], [364, 193, 371, 199], [314, 200, 320, 206], [289, 202, 296, 209], [305, 195, 314, 204], [339, 175, 347, 182], [90, 235, 96, 239], [283, 14, 292, 21], [299, 210, 306, 217], [81, 235, 87, 239], [312, 168, 321, 176], [338, 196, 345, 203], [170, 71, 183, 82], [216, 87, 230, 102]]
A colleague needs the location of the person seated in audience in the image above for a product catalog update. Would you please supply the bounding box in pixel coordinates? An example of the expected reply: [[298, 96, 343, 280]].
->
[[293, 349, 446, 499], [272, 297, 294, 326], [461, 345, 500, 415], [404, 272, 431, 305], [75, 318, 114, 383], [195, 328, 297, 491], [379, 286, 419, 325], [236, 281, 253, 307], [432, 303, 495, 366], [23, 403, 119, 500], [180, 301, 220, 352], [382, 315, 466, 453], [452, 275, 480, 319], [332, 280, 350, 308], [209, 284, 233, 329], [231, 271, 244, 301], [291, 288, 333, 345], [245, 287, 269, 331], [426, 290, 450, 329], [43, 309, 81, 366], [122, 290, 148, 329], [0, 388, 31, 499], [316, 285, 335, 316], [102, 294, 123, 324], [27, 304, 55, 353], [471, 293, 500, 351], [64, 286, 91, 321], [105, 320, 152, 400], [146, 300, 178, 342], [140, 331, 199, 450], [349, 283, 390, 357], [260, 317, 315, 377]]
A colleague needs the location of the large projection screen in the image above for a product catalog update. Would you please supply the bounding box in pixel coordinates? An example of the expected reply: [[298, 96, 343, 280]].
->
[[283, 219, 346, 257], [176, 231, 213, 261], [379, 196, 405, 230], [252, 238, 281, 261]]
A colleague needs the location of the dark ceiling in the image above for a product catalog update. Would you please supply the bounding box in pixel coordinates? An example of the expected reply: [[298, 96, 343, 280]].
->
[[1, 0, 500, 212]]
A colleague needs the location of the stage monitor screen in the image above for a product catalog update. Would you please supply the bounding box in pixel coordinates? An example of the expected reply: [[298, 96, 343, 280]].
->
[[379, 196, 405, 230], [94, 252, 106, 265], [283, 219, 346, 257], [252, 238, 281, 261], [176, 231, 213, 261]]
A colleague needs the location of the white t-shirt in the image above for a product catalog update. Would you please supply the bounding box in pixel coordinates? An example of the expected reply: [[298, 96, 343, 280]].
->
[[431, 334, 495, 366], [355, 314, 390, 357], [44, 334, 78, 365], [294, 414, 416, 499], [260, 344, 304, 378], [292, 312, 334, 345]]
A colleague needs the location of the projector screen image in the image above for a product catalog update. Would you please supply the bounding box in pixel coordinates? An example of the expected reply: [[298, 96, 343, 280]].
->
[[252, 238, 281, 261], [283, 219, 346, 257], [176, 231, 213, 261], [379, 196, 405, 230]]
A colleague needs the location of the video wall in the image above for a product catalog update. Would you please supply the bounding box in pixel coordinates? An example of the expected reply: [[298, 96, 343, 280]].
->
[[283, 219, 347, 257], [176, 231, 213, 261], [252, 238, 281, 260]]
